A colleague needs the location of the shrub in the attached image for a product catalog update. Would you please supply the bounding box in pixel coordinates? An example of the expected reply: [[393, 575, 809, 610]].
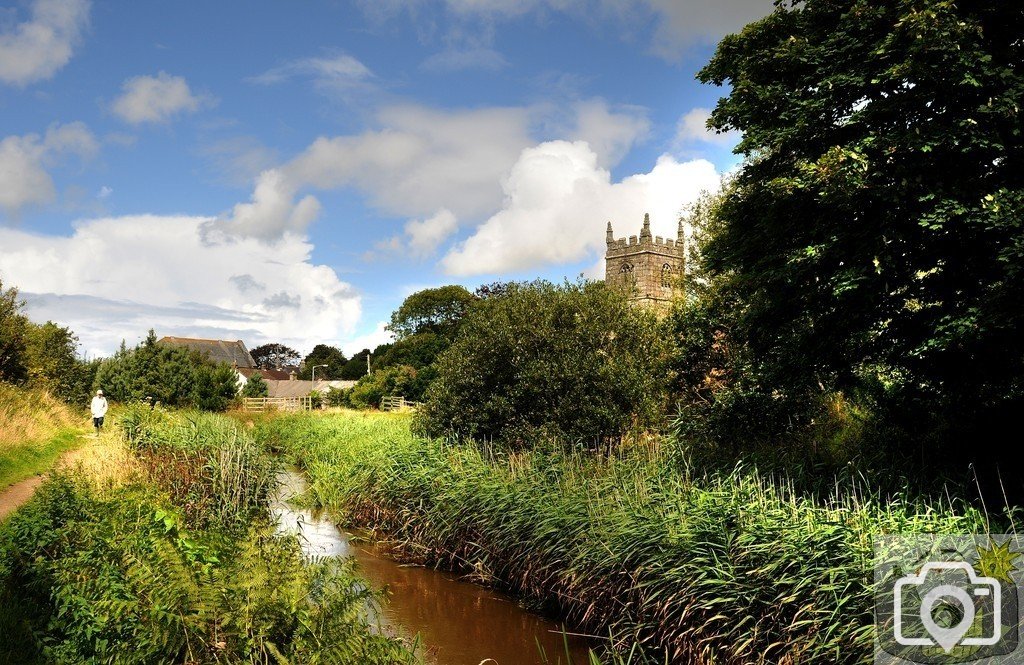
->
[[348, 365, 417, 409], [241, 373, 269, 398], [416, 279, 669, 447]]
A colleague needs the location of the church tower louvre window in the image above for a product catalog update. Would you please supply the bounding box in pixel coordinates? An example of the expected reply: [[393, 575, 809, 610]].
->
[[604, 213, 684, 314]]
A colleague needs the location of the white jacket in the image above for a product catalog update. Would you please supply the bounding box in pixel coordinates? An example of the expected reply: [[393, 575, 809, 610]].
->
[[91, 396, 108, 418]]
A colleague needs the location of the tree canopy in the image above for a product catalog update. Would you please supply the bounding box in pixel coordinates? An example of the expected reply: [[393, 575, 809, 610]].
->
[[298, 344, 347, 380], [697, 0, 1024, 420], [387, 285, 476, 340], [0, 278, 97, 405], [250, 343, 301, 370]]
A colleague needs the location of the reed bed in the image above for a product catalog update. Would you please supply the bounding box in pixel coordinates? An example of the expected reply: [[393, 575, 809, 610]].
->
[[260, 412, 990, 664], [120, 405, 279, 531]]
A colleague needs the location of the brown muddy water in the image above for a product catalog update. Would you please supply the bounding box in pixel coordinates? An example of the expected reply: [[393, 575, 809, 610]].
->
[[271, 469, 598, 665]]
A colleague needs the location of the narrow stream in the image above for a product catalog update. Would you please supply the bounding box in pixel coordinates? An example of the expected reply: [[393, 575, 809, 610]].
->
[[271, 469, 598, 665]]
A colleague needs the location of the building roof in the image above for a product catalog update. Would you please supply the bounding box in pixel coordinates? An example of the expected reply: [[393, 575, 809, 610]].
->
[[237, 367, 293, 381], [265, 380, 314, 398], [158, 336, 256, 368], [264, 379, 358, 398]]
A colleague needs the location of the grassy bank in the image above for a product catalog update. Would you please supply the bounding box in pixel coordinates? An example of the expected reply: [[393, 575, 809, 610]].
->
[[0, 383, 85, 490], [258, 411, 991, 664], [0, 407, 416, 664]]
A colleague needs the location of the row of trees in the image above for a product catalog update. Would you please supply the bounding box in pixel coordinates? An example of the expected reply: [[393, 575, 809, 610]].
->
[[95, 331, 239, 411], [248, 342, 372, 381], [3, 280, 240, 413]]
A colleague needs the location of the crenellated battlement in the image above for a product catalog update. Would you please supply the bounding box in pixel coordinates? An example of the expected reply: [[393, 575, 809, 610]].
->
[[604, 213, 685, 314]]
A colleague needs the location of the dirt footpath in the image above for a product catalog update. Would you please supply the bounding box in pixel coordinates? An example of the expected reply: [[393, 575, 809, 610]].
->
[[0, 438, 91, 522]]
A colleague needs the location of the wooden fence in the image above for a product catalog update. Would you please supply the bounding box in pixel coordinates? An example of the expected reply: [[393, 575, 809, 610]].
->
[[380, 395, 420, 411], [242, 396, 314, 412]]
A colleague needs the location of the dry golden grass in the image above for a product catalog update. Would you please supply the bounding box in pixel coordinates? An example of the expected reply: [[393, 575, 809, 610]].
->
[[62, 430, 143, 494], [0, 382, 82, 450]]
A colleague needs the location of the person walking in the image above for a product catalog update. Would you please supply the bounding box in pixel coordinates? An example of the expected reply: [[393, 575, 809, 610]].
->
[[90, 389, 108, 436]]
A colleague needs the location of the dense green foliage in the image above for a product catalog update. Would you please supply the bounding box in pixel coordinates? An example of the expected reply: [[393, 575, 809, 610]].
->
[[696, 1, 1024, 451], [339, 348, 371, 380], [94, 331, 239, 411], [0, 278, 98, 405], [240, 373, 269, 398], [417, 280, 668, 446], [347, 365, 418, 409], [326, 285, 479, 405], [0, 410, 415, 664], [261, 412, 993, 664]]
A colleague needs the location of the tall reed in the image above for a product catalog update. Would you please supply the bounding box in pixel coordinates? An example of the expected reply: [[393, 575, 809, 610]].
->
[[120, 405, 278, 531], [261, 412, 991, 664]]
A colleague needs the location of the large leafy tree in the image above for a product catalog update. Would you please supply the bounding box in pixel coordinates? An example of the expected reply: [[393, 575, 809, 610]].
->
[[338, 348, 371, 380], [298, 344, 347, 380], [698, 1, 1024, 419], [250, 343, 300, 370], [94, 330, 237, 411], [387, 285, 475, 340]]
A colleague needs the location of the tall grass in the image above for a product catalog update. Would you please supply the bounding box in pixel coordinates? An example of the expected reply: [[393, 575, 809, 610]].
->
[[0, 382, 84, 489], [120, 405, 278, 531], [260, 411, 992, 664]]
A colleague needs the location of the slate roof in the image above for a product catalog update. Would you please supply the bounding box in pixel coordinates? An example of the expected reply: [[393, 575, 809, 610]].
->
[[264, 379, 357, 398], [158, 336, 256, 368], [237, 367, 293, 381]]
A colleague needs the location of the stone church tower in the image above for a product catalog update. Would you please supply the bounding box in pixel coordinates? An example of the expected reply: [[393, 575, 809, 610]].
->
[[605, 213, 684, 312]]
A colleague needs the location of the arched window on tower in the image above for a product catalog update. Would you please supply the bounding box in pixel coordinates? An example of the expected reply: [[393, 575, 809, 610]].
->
[[619, 262, 634, 274], [661, 263, 674, 288]]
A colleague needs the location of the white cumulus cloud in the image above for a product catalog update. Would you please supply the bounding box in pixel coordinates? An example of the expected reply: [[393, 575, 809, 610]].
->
[[0, 121, 98, 218], [212, 99, 650, 241], [675, 107, 741, 147], [441, 140, 720, 276], [210, 104, 536, 239], [111, 72, 205, 124], [0, 215, 361, 357], [341, 321, 394, 357], [373, 209, 460, 260], [210, 168, 321, 240], [0, 0, 89, 86]]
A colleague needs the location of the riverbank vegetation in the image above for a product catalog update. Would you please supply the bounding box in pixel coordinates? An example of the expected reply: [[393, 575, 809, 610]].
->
[[258, 411, 992, 664], [0, 408, 416, 664]]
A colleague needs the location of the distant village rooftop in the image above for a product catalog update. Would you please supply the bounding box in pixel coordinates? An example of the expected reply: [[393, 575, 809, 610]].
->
[[157, 336, 255, 369]]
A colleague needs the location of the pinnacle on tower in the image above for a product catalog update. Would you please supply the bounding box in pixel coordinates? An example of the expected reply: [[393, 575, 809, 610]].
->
[[606, 221, 614, 244], [640, 213, 652, 241], [677, 218, 685, 242]]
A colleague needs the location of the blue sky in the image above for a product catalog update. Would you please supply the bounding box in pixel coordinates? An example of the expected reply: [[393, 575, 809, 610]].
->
[[0, 0, 769, 358]]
